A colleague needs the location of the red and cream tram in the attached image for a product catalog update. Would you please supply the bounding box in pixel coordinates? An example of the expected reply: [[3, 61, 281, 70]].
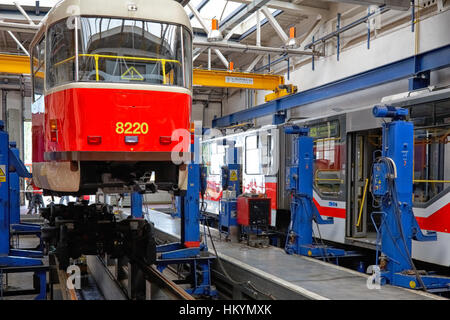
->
[[30, 0, 192, 195]]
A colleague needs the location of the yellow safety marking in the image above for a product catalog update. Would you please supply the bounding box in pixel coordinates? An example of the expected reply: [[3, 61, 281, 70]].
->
[[356, 178, 369, 227], [0, 166, 6, 182], [409, 281, 416, 289], [413, 179, 450, 183], [308, 250, 312, 256], [121, 66, 144, 81], [230, 170, 238, 182]]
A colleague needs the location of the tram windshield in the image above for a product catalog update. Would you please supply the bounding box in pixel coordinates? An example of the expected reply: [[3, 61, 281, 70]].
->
[[45, 17, 192, 90]]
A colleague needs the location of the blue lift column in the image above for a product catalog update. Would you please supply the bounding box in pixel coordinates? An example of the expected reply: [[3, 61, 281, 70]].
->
[[131, 192, 143, 218], [284, 126, 347, 259], [155, 129, 217, 297], [371, 106, 450, 292], [0, 121, 47, 300]]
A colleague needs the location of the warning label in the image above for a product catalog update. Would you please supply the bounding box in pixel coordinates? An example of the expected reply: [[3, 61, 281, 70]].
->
[[121, 66, 144, 81], [0, 165, 6, 183], [230, 170, 238, 182], [225, 76, 254, 85]]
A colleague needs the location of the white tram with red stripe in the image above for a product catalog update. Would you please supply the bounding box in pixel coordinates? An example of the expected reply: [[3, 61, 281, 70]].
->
[[201, 87, 450, 267]]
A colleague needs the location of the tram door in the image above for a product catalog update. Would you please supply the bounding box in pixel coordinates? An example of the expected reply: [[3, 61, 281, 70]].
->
[[346, 129, 381, 239]]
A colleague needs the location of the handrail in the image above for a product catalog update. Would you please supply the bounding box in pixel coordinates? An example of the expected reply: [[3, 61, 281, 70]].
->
[[413, 180, 450, 183], [356, 178, 369, 228], [54, 54, 181, 84]]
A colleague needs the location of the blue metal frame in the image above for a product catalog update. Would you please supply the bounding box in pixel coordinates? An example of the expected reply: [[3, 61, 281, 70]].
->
[[371, 106, 450, 291], [0, 121, 47, 300], [212, 44, 450, 128], [156, 163, 217, 297], [131, 192, 143, 218]]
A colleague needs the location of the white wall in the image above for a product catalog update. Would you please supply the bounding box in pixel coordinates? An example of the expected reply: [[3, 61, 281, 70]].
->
[[220, 8, 450, 122]]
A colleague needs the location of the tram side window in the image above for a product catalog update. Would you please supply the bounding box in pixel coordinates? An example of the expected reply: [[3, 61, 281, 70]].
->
[[210, 143, 226, 175], [412, 99, 450, 204], [246, 136, 260, 175], [46, 20, 76, 89], [310, 120, 343, 198], [245, 134, 272, 175], [32, 38, 45, 101]]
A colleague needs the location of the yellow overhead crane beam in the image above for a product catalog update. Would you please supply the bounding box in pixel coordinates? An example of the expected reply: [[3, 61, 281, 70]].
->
[[0, 54, 31, 75], [0, 55, 297, 101], [193, 68, 284, 90], [193, 68, 297, 102]]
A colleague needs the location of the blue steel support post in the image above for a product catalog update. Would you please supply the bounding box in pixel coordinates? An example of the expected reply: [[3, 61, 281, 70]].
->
[[9, 142, 20, 225], [371, 106, 450, 291], [131, 192, 143, 218], [284, 126, 346, 259], [0, 121, 47, 300], [0, 121, 9, 256]]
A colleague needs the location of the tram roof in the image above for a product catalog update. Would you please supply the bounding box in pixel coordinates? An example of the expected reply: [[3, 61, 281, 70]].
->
[[31, 0, 191, 46]]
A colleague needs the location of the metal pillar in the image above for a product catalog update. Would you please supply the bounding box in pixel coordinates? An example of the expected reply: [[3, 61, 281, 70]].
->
[[284, 126, 347, 259], [371, 105, 450, 292], [131, 192, 143, 218]]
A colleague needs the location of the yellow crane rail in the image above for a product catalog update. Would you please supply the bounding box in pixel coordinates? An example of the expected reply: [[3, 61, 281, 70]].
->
[[0, 54, 31, 74]]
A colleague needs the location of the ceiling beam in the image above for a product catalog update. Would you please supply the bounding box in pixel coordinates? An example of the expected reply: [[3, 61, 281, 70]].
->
[[219, 0, 272, 31], [229, 0, 329, 17]]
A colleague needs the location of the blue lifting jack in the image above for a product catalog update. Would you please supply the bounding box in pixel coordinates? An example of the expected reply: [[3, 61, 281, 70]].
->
[[371, 105, 450, 292], [0, 121, 48, 300], [218, 140, 240, 239], [153, 132, 217, 297], [9, 141, 43, 250], [284, 126, 352, 261]]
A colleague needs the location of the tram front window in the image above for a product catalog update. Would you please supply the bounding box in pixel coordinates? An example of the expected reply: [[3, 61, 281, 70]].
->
[[78, 17, 189, 87], [47, 17, 192, 89]]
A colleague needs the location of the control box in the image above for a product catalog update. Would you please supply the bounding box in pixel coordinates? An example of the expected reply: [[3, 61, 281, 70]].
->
[[372, 162, 388, 196], [237, 196, 271, 227]]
